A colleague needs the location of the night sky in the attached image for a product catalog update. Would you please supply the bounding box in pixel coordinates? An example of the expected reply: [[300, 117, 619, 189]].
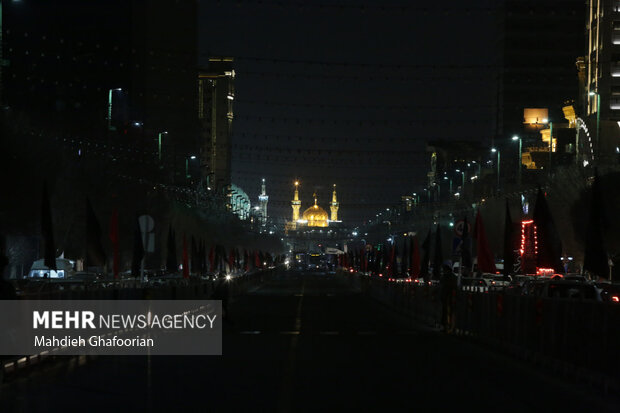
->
[[199, 0, 498, 225]]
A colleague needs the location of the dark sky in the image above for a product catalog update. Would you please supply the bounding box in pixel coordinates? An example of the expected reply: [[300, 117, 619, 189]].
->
[[199, 1, 498, 225]]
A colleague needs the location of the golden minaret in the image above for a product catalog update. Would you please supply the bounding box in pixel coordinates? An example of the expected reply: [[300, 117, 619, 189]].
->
[[291, 181, 302, 222], [330, 184, 339, 221]]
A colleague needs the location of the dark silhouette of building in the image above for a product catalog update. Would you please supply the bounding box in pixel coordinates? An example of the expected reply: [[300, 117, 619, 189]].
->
[[198, 57, 234, 196]]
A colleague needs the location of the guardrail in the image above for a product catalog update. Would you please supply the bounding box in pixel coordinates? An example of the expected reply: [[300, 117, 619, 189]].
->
[[0, 268, 275, 383], [362, 275, 620, 388]]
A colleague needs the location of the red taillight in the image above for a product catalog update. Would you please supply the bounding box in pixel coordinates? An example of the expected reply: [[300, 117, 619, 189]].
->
[[379, 273, 383, 277], [612, 296, 619, 302]]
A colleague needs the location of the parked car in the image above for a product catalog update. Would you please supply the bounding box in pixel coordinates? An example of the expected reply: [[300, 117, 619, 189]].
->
[[26, 258, 76, 279], [523, 279, 601, 301], [596, 283, 620, 303], [460, 277, 491, 292]]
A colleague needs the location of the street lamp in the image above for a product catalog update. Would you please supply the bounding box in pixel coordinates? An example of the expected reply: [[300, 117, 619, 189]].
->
[[158, 131, 168, 161], [512, 135, 522, 186], [455, 169, 465, 194], [186, 155, 197, 179], [107, 88, 122, 131], [443, 175, 452, 195], [491, 147, 500, 192]]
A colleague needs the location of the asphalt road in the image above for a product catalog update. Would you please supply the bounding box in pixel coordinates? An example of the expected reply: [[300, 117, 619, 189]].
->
[[2, 270, 619, 412]]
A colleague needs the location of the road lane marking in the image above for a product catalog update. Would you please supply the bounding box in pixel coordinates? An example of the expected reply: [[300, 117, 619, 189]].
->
[[239, 331, 261, 335], [279, 278, 305, 412], [280, 331, 301, 335]]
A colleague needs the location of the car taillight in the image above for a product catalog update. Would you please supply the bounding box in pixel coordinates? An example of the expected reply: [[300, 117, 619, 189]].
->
[[612, 296, 619, 302]]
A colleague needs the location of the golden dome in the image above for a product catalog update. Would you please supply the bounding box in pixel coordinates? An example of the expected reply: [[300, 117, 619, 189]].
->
[[301, 193, 328, 227]]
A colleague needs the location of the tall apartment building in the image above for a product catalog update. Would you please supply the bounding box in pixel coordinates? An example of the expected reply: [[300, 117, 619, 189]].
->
[[198, 57, 234, 196], [586, 0, 620, 158]]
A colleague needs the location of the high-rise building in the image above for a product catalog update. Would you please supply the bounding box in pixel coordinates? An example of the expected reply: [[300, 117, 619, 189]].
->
[[585, 0, 620, 159], [258, 178, 269, 226], [198, 57, 234, 196]]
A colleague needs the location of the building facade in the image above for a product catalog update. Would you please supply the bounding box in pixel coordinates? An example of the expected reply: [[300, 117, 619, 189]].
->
[[585, 0, 620, 160], [198, 57, 234, 196]]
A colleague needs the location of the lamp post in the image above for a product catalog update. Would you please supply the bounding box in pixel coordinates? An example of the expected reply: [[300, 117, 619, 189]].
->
[[512, 135, 522, 186], [107, 88, 122, 131], [186, 155, 197, 179], [443, 176, 452, 195], [158, 131, 168, 162], [491, 147, 500, 192], [455, 169, 465, 194]]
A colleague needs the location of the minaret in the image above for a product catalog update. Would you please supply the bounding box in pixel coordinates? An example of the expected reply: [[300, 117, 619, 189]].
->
[[291, 181, 301, 222], [258, 178, 268, 225], [330, 184, 339, 221]]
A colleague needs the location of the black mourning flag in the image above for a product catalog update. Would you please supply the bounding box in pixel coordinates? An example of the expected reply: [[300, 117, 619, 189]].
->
[[432, 224, 443, 279], [41, 183, 56, 271], [583, 172, 609, 279], [166, 225, 177, 273], [461, 216, 472, 274], [421, 228, 431, 280], [533, 188, 563, 272], [131, 216, 144, 277], [191, 236, 197, 273], [86, 198, 106, 268], [503, 200, 514, 277]]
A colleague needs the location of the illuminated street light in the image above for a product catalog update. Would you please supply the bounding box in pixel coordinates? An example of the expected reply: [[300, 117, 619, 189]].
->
[[107, 88, 122, 131], [512, 135, 522, 186], [491, 147, 500, 192], [186, 155, 197, 179], [158, 131, 168, 161]]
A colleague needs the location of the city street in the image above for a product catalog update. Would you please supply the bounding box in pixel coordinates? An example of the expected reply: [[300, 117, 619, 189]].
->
[[1, 270, 619, 412]]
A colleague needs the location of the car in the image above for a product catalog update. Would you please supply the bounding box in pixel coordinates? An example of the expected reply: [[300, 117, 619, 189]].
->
[[523, 279, 602, 301], [460, 277, 491, 292], [481, 273, 511, 289], [596, 283, 620, 303], [26, 258, 76, 279]]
